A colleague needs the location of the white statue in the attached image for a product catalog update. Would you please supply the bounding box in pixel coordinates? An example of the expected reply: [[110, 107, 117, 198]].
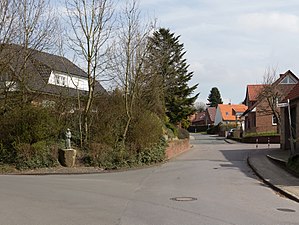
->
[[65, 128, 72, 149]]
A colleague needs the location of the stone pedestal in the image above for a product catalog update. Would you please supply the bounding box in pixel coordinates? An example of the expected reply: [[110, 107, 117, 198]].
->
[[58, 149, 77, 167]]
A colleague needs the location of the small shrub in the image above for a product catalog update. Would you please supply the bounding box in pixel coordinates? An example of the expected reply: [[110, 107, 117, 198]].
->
[[14, 141, 58, 170], [0, 105, 60, 145], [0, 143, 15, 164], [0, 164, 15, 174], [137, 138, 166, 165], [165, 121, 178, 137], [178, 128, 190, 139], [127, 111, 163, 150]]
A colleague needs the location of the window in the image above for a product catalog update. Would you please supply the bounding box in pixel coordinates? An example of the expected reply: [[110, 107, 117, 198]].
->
[[272, 115, 278, 125], [61, 76, 66, 86], [280, 75, 298, 84], [54, 75, 66, 86], [55, 75, 60, 85]]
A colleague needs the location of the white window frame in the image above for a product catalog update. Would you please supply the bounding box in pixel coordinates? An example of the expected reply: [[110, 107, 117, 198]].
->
[[272, 115, 278, 125]]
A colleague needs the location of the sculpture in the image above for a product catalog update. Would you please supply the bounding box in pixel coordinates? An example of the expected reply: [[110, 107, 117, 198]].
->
[[65, 128, 72, 149]]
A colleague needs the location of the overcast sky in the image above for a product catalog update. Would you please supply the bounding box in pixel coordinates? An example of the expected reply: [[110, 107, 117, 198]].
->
[[138, 0, 299, 104]]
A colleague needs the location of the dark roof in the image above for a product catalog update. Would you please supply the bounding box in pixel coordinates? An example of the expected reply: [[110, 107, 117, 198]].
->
[[286, 83, 299, 101], [206, 107, 216, 123], [192, 112, 206, 123], [0, 44, 105, 96]]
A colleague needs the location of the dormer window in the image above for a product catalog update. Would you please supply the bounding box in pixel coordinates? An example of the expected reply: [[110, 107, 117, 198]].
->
[[280, 75, 297, 84], [48, 71, 88, 91]]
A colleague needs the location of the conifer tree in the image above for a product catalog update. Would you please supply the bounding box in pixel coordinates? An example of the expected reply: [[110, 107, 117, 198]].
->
[[207, 87, 223, 107], [147, 28, 199, 125]]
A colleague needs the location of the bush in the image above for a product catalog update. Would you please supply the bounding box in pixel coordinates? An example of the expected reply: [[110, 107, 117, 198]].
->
[[165, 121, 178, 137], [81, 143, 123, 169], [127, 111, 163, 150], [137, 138, 166, 165], [82, 139, 166, 170], [178, 128, 189, 139], [89, 92, 127, 147], [0, 105, 61, 169], [14, 141, 58, 170], [0, 105, 60, 145]]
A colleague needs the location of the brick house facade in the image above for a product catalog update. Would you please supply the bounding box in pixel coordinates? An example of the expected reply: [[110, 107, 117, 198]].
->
[[243, 70, 298, 134]]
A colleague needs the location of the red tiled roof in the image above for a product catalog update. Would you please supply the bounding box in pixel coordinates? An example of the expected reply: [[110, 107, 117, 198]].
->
[[218, 104, 248, 121], [192, 112, 206, 123], [247, 84, 266, 102], [207, 107, 216, 122]]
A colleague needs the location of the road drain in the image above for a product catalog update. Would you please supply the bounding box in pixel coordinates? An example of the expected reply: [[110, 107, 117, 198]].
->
[[277, 208, 296, 213], [170, 197, 197, 201]]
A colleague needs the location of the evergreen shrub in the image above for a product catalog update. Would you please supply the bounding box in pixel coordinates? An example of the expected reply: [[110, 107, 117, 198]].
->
[[0, 105, 60, 168]]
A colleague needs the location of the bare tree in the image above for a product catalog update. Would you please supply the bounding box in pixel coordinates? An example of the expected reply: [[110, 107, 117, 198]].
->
[[0, 0, 59, 109], [194, 102, 206, 112], [110, 0, 155, 147], [0, 0, 16, 44], [258, 68, 282, 133], [65, 0, 114, 145], [14, 0, 58, 51]]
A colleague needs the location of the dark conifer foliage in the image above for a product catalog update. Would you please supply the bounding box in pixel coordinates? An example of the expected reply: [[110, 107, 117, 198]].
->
[[147, 28, 199, 125], [207, 87, 223, 107]]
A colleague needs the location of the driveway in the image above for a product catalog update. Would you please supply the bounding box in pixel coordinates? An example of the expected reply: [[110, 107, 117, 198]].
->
[[1, 134, 299, 225]]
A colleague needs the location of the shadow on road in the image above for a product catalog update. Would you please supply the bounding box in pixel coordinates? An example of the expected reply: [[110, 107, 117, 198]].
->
[[218, 148, 261, 179]]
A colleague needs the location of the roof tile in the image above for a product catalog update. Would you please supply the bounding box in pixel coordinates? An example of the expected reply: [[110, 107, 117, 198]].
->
[[218, 104, 248, 121]]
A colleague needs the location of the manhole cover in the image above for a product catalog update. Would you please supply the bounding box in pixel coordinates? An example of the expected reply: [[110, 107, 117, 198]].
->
[[277, 208, 296, 213], [170, 197, 197, 201]]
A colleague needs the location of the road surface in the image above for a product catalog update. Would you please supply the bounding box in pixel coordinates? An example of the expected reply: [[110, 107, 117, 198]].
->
[[1, 134, 299, 225]]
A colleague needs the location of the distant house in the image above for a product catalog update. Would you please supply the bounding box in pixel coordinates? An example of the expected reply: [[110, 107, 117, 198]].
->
[[215, 104, 248, 127], [0, 44, 105, 106], [206, 107, 216, 126], [190, 107, 216, 126], [188, 107, 216, 132], [280, 82, 299, 151], [242, 70, 298, 134], [190, 111, 206, 126]]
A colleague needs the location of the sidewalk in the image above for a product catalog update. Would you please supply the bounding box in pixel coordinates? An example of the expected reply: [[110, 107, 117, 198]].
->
[[247, 149, 299, 203]]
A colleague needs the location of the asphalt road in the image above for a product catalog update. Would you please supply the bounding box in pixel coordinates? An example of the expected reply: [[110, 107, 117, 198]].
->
[[1, 134, 299, 225]]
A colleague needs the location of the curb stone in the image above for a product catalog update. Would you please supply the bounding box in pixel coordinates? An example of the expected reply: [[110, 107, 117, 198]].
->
[[247, 156, 299, 203]]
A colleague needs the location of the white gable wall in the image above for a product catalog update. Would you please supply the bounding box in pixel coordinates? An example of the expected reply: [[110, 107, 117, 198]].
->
[[214, 107, 223, 125], [48, 71, 89, 91]]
